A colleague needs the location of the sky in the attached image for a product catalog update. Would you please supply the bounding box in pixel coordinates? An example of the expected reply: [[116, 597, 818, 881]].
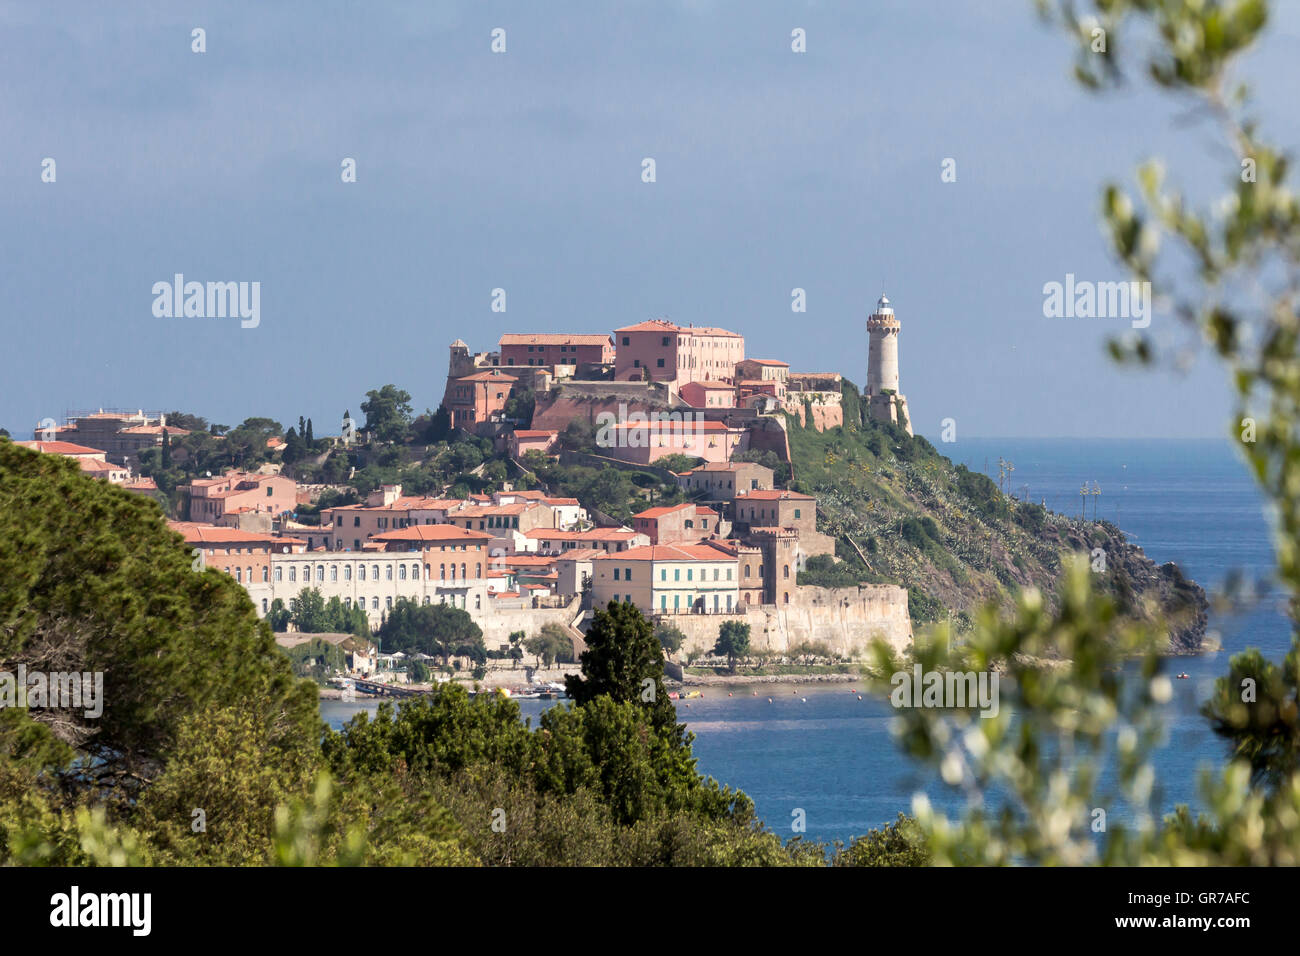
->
[[3, 0, 1298, 440]]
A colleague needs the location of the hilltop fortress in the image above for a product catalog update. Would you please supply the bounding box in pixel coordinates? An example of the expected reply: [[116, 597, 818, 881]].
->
[[441, 295, 913, 459]]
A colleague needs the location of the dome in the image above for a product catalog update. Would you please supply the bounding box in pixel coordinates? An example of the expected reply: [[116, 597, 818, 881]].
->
[[874, 295, 893, 315]]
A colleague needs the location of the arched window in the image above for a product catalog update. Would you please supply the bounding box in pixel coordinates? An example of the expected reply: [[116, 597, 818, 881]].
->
[[262, 567, 269, 582], [413, 564, 421, 580], [274, 565, 282, 582], [783, 565, 789, 579], [289, 566, 297, 582], [440, 564, 446, 580], [344, 565, 352, 581], [235, 567, 242, 582], [399, 565, 407, 580], [385, 565, 393, 581], [330, 565, 338, 581], [475, 563, 482, 578], [316, 565, 324, 582]]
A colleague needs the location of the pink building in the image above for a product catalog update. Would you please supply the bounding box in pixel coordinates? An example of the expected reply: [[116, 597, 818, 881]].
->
[[600, 418, 746, 466], [185, 472, 297, 524], [632, 502, 720, 545], [506, 429, 558, 457], [613, 319, 744, 386], [498, 333, 614, 369], [679, 381, 736, 409]]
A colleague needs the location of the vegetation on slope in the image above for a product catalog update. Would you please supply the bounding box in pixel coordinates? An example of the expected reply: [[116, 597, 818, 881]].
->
[[786, 379, 1207, 650]]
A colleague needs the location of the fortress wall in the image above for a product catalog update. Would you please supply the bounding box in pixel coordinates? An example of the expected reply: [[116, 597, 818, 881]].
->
[[665, 585, 912, 658]]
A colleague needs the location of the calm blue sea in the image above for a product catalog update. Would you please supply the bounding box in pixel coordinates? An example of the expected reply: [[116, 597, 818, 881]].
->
[[321, 439, 1294, 846]]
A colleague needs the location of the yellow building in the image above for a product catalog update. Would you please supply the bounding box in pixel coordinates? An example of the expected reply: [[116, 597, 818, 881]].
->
[[592, 541, 740, 616]]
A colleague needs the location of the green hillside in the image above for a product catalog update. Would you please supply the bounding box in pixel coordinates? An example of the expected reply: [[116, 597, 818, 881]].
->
[[783, 381, 1207, 651]]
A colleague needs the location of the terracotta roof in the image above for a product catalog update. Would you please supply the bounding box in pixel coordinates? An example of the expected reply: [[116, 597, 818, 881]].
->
[[526, 528, 643, 541], [594, 542, 738, 562], [456, 370, 517, 383], [735, 489, 815, 501], [123, 477, 158, 491], [167, 521, 288, 548], [511, 430, 557, 439], [15, 440, 106, 456], [499, 333, 612, 347], [372, 525, 493, 544], [614, 319, 741, 337], [634, 502, 706, 520], [746, 359, 790, 366], [554, 548, 605, 561], [77, 458, 121, 473]]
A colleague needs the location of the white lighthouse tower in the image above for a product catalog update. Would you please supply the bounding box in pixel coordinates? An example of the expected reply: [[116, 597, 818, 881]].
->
[[865, 294, 912, 435]]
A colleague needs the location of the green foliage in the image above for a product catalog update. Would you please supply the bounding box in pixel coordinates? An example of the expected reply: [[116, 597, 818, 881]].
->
[[654, 621, 686, 655], [377, 598, 486, 665], [0, 442, 319, 809], [651, 453, 704, 473], [360, 385, 414, 444], [832, 814, 931, 867], [713, 620, 751, 671], [525, 623, 574, 667]]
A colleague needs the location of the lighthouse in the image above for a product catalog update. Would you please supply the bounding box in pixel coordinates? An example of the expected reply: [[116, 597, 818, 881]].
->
[[865, 294, 912, 435]]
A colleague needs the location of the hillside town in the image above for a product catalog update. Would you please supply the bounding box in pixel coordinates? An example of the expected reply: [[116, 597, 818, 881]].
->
[[19, 301, 916, 677]]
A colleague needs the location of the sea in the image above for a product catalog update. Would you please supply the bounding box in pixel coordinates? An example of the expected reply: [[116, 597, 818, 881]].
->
[[320, 438, 1293, 847]]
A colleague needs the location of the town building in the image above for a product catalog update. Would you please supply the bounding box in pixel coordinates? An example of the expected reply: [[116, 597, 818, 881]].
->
[[677, 461, 775, 500], [442, 368, 517, 430], [184, 472, 297, 526], [498, 333, 614, 369], [526, 528, 650, 554], [43, 410, 190, 466], [631, 502, 720, 545], [613, 319, 744, 386], [591, 541, 741, 615]]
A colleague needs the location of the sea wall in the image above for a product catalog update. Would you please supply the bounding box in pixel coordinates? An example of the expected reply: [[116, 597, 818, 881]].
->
[[665, 585, 912, 658]]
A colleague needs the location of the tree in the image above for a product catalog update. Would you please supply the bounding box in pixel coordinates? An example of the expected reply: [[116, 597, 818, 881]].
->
[[288, 588, 328, 633], [654, 622, 686, 656], [713, 621, 750, 672], [507, 630, 525, 669], [524, 623, 573, 668], [267, 598, 291, 632], [566, 602, 677, 736], [0, 442, 318, 809], [378, 599, 485, 667], [361, 385, 414, 444]]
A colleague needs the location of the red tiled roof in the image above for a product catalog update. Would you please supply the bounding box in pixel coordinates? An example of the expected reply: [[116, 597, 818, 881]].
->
[[15, 440, 106, 456], [167, 521, 287, 548], [456, 370, 517, 383], [512, 430, 557, 439], [614, 319, 741, 337], [594, 542, 738, 562], [372, 525, 493, 543], [499, 333, 612, 347], [735, 489, 815, 501]]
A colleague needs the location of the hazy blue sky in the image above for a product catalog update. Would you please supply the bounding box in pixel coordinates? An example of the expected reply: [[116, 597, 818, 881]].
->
[[4, 1, 1298, 440]]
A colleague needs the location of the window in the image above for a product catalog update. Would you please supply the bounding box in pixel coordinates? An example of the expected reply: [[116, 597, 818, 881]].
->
[[783, 565, 790, 579], [289, 566, 297, 582], [622, 336, 629, 346], [353, 516, 360, 526], [385, 565, 393, 580], [386, 596, 393, 609], [612, 594, 619, 604], [274, 566, 282, 582], [660, 569, 667, 581], [262, 567, 269, 582], [661, 336, 670, 346], [674, 569, 680, 581], [625, 567, 632, 580], [316, 565, 325, 582], [371, 597, 379, 610], [413, 564, 420, 580], [261, 598, 268, 612], [657, 358, 665, 368], [235, 568, 242, 582], [794, 508, 802, 519], [330, 565, 338, 581], [399, 565, 407, 580], [344, 565, 352, 581], [687, 569, 693, 581], [614, 568, 620, 581], [267, 487, 273, 497]]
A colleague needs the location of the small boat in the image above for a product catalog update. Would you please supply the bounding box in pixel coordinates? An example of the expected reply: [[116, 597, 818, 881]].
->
[[1176, 672, 1190, 680], [680, 690, 702, 699]]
